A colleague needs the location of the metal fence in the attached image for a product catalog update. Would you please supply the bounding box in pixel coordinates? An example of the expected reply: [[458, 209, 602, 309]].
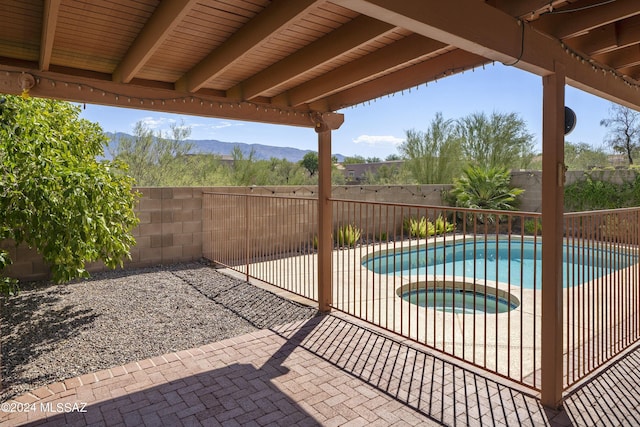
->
[[203, 192, 318, 300], [203, 191, 640, 392], [563, 208, 640, 388]]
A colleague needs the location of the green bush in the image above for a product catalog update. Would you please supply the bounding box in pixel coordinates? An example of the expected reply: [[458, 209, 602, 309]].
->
[[0, 249, 18, 297], [449, 166, 524, 224], [564, 172, 640, 211], [433, 216, 455, 235], [403, 216, 454, 238], [404, 217, 429, 238], [523, 218, 542, 236], [335, 224, 361, 247], [0, 95, 140, 290]]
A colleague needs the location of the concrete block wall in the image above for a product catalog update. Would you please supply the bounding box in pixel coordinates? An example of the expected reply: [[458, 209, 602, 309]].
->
[[0, 177, 548, 282], [129, 187, 204, 268], [1, 187, 206, 281], [510, 171, 542, 213]]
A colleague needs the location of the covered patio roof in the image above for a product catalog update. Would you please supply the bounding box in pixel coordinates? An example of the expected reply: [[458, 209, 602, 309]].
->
[[2, 0, 640, 410], [1, 0, 640, 128]]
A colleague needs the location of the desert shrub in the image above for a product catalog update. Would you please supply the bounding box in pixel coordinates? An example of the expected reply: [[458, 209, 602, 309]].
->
[[449, 166, 524, 224], [335, 224, 361, 247], [523, 218, 542, 236], [403, 216, 454, 238]]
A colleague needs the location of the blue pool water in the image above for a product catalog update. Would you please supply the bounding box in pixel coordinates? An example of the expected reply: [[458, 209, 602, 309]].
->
[[363, 239, 637, 289], [400, 288, 519, 314]]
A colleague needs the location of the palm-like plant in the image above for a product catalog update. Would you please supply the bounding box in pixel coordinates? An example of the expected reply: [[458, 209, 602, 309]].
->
[[449, 166, 524, 224]]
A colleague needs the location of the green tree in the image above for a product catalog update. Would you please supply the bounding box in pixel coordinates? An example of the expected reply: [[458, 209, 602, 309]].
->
[[385, 154, 402, 161], [457, 111, 534, 170], [229, 146, 262, 185], [600, 103, 640, 165], [361, 164, 405, 184], [109, 120, 193, 186], [399, 112, 462, 183], [564, 141, 609, 170], [342, 155, 366, 165], [300, 152, 319, 176], [0, 95, 139, 291]]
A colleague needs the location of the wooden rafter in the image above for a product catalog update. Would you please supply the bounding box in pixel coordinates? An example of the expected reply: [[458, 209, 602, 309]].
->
[[39, 0, 61, 71], [594, 44, 640, 70], [113, 0, 199, 83], [276, 34, 446, 107], [532, 0, 640, 39], [175, 0, 320, 93], [333, 0, 640, 109], [317, 49, 489, 111], [227, 15, 396, 100]]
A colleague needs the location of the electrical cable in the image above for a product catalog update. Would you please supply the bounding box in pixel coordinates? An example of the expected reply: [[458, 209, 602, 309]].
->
[[503, 21, 526, 67]]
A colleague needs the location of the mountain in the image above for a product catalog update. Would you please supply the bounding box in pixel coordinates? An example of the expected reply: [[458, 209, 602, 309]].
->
[[105, 132, 345, 162]]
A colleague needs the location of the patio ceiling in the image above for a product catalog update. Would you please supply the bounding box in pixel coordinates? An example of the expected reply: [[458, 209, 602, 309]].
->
[[1, 0, 640, 129]]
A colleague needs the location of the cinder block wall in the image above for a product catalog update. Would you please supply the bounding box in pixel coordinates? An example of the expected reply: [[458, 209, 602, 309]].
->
[[128, 187, 204, 268], [0, 177, 548, 282], [1, 187, 206, 281]]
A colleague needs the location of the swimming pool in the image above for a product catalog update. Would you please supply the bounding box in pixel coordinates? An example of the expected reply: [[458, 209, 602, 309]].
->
[[363, 238, 638, 289]]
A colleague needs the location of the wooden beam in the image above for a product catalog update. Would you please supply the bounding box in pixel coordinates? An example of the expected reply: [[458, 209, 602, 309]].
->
[[532, 0, 640, 39], [316, 127, 333, 312], [113, 0, 198, 83], [276, 34, 446, 107], [39, 0, 61, 71], [619, 64, 640, 81], [0, 65, 343, 129], [489, 0, 570, 19], [541, 62, 565, 409], [334, 0, 640, 111], [227, 15, 395, 100], [594, 45, 640, 70], [334, 0, 530, 68], [175, 0, 319, 93], [318, 49, 489, 111], [565, 16, 640, 56]]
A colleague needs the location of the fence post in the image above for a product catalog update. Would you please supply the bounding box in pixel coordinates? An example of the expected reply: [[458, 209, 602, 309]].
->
[[245, 194, 250, 282], [317, 126, 333, 312], [541, 62, 565, 408]]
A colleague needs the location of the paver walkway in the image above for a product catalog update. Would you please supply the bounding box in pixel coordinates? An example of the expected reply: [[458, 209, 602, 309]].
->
[[2, 311, 639, 426]]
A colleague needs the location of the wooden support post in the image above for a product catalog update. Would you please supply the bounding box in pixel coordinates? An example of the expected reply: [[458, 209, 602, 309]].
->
[[317, 125, 333, 312], [541, 63, 566, 409]]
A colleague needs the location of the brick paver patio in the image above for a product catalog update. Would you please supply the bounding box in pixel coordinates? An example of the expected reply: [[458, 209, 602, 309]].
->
[[2, 311, 638, 426]]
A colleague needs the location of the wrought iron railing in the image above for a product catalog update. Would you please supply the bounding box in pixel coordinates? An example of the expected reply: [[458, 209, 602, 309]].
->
[[203, 191, 640, 393]]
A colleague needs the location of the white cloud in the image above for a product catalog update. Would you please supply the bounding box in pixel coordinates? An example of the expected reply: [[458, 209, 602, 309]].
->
[[135, 116, 174, 130], [352, 134, 404, 146]]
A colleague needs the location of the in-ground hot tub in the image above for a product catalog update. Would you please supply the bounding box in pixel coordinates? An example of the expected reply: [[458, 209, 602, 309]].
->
[[397, 280, 520, 314]]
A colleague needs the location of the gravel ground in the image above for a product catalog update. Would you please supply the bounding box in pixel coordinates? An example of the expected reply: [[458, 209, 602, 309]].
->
[[0, 262, 319, 402]]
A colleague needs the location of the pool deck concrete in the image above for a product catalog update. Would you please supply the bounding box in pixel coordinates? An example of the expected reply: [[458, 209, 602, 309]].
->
[[3, 308, 640, 426]]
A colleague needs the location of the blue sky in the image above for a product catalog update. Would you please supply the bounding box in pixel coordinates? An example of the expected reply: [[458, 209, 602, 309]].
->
[[80, 63, 614, 159]]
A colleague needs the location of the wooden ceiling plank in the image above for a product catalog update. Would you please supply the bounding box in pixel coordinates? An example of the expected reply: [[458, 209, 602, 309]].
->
[[229, 15, 395, 100], [532, 0, 640, 39], [334, 0, 640, 110], [113, 0, 199, 83], [175, 0, 321, 93], [39, 0, 61, 71], [280, 34, 446, 106]]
